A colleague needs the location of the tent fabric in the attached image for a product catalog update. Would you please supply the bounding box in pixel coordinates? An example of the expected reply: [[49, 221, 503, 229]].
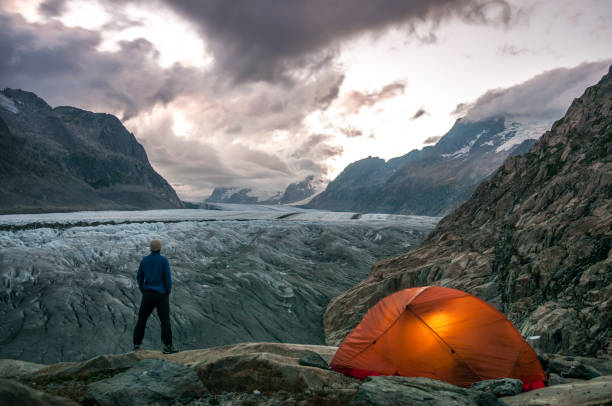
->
[[330, 286, 546, 387]]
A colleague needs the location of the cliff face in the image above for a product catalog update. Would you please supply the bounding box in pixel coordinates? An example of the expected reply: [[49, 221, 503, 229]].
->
[[324, 66, 612, 356], [0, 89, 183, 213], [306, 117, 538, 216]]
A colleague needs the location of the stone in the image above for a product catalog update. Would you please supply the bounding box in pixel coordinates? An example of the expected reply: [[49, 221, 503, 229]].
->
[[298, 350, 330, 370], [503, 375, 612, 406], [324, 66, 612, 358], [349, 376, 505, 406], [0, 378, 79, 406], [191, 342, 359, 393], [0, 359, 45, 379], [547, 373, 566, 386], [470, 378, 523, 396], [543, 354, 612, 380], [83, 359, 205, 406]]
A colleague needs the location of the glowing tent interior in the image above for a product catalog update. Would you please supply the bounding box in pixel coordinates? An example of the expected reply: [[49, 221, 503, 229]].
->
[[330, 286, 546, 388]]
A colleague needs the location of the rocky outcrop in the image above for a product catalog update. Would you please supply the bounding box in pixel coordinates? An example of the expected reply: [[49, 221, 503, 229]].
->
[[0, 89, 183, 213], [503, 375, 612, 406], [324, 66, 612, 357], [2, 344, 611, 405], [1, 343, 359, 405], [307, 117, 539, 216], [349, 376, 504, 406], [84, 359, 205, 406]]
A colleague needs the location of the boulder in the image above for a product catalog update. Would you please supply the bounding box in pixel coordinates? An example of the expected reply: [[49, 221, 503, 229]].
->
[[0, 378, 79, 406], [298, 350, 330, 370], [470, 378, 523, 396], [503, 375, 612, 406], [191, 343, 359, 394], [543, 354, 612, 380], [84, 359, 205, 406], [349, 376, 505, 406], [547, 373, 566, 386]]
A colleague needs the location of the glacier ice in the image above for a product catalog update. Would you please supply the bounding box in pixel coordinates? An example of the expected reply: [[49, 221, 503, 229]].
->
[[0, 206, 438, 363]]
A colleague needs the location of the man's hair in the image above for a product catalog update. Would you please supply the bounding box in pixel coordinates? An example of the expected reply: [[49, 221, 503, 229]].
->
[[150, 239, 162, 252]]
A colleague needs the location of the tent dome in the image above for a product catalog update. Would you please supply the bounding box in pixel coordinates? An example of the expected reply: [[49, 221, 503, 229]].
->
[[331, 286, 545, 387]]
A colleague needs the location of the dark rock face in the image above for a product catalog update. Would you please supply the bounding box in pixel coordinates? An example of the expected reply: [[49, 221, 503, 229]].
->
[[349, 376, 504, 406], [279, 175, 318, 204], [84, 359, 205, 406], [324, 66, 612, 357], [307, 117, 539, 216], [0, 89, 183, 214]]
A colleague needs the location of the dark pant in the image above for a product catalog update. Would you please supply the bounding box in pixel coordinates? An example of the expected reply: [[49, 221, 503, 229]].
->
[[133, 290, 172, 346]]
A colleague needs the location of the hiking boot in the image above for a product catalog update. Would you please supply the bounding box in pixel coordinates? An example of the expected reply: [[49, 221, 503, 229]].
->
[[133, 344, 141, 351], [163, 344, 178, 354]]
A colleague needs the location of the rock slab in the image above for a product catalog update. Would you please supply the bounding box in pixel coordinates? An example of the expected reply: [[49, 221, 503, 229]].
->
[[84, 359, 205, 406], [470, 378, 523, 396], [503, 375, 612, 406], [349, 376, 505, 406], [0, 378, 78, 406]]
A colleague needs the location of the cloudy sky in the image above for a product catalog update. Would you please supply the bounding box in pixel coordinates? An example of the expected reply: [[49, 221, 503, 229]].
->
[[1, 0, 611, 200]]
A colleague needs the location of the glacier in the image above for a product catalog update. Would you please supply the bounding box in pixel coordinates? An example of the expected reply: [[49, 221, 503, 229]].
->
[[0, 206, 439, 363]]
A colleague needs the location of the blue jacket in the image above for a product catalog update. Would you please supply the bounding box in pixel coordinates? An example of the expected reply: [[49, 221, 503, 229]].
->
[[137, 252, 172, 295]]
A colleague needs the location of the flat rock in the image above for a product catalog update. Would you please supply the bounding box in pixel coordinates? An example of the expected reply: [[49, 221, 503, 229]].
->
[[0, 378, 79, 406], [349, 376, 505, 406], [470, 378, 523, 396], [190, 342, 359, 393], [543, 354, 612, 380], [0, 359, 46, 379], [503, 375, 612, 406], [84, 359, 205, 406]]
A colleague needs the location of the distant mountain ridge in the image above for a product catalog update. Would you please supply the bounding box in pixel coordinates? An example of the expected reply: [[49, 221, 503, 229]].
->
[[0, 89, 183, 213], [306, 117, 542, 216], [205, 175, 322, 205]]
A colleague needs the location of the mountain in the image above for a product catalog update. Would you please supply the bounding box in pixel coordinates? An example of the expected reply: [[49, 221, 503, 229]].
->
[[324, 66, 612, 357], [307, 117, 542, 216], [205, 175, 322, 205], [0, 89, 183, 214]]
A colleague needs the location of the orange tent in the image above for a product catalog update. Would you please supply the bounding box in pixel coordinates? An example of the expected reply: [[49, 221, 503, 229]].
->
[[331, 286, 546, 388]]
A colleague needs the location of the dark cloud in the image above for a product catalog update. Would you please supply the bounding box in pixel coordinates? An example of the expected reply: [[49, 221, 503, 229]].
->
[[38, 0, 67, 17], [162, 0, 517, 83], [410, 107, 428, 120], [342, 81, 406, 114], [0, 13, 201, 119], [453, 60, 612, 122], [423, 135, 442, 145]]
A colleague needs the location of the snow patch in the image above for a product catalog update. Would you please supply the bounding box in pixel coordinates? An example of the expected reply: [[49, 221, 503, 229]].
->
[[442, 129, 486, 159], [0, 94, 19, 114], [495, 121, 545, 153]]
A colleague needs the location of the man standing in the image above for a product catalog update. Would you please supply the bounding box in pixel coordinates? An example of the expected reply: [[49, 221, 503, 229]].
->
[[133, 239, 177, 354]]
